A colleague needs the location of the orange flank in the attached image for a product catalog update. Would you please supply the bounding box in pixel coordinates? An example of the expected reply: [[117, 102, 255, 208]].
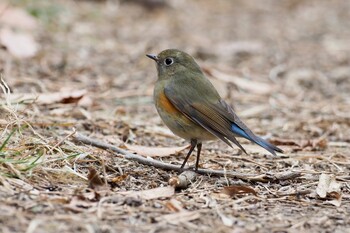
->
[[158, 91, 180, 114]]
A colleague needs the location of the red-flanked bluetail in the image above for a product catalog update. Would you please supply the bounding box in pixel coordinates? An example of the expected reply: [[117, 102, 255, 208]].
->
[[147, 49, 283, 171]]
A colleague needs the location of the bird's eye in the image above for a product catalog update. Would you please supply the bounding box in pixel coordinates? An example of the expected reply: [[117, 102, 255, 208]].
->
[[164, 58, 174, 66]]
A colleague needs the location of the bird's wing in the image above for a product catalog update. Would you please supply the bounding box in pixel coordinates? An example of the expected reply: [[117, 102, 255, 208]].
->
[[164, 81, 247, 153], [164, 75, 283, 155]]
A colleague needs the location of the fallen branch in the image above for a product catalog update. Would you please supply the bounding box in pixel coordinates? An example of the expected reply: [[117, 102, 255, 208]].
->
[[73, 133, 302, 182]]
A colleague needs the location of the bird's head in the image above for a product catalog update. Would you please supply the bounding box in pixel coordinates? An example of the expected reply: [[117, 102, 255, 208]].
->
[[147, 49, 202, 79]]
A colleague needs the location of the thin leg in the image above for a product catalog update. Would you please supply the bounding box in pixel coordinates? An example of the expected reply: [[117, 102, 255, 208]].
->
[[180, 139, 197, 169], [195, 143, 202, 171]]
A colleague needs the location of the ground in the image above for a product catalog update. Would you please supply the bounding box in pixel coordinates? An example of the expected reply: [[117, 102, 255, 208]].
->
[[0, 0, 350, 233]]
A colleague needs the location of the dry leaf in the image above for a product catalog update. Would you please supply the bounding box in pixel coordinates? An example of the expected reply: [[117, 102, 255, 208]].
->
[[316, 174, 341, 198], [124, 144, 189, 157], [87, 167, 108, 192], [301, 138, 328, 151], [203, 68, 273, 95], [222, 185, 257, 197], [316, 174, 342, 207], [120, 186, 175, 200], [111, 174, 128, 183], [0, 28, 38, 58], [268, 138, 301, 147], [8, 90, 87, 105]]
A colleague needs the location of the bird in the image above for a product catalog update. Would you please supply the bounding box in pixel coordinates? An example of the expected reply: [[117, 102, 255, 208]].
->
[[147, 49, 283, 171]]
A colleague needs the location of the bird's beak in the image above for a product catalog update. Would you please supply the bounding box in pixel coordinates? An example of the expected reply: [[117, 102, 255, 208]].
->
[[146, 54, 159, 62]]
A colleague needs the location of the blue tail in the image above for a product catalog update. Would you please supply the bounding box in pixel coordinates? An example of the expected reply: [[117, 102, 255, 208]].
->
[[231, 124, 282, 155]]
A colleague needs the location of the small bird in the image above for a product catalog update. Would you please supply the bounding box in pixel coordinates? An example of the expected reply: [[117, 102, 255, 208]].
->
[[147, 49, 283, 171]]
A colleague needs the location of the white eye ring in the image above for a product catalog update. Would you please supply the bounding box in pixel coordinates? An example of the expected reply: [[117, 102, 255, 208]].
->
[[164, 57, 174, 66]]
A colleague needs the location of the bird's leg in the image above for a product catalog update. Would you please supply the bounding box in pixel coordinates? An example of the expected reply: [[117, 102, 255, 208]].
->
[[180, 139, 197, 169], [195, 142, 202, 171]]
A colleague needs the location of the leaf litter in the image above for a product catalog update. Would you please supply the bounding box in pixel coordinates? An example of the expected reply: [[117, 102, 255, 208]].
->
[[0, 0, 350, 233]]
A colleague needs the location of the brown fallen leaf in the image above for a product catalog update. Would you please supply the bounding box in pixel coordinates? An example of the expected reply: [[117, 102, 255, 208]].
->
[[87, 167, 108, 192], [111, 174, 128, 183], [301, 138, 328, 151], [123, 144, 190, 157], [268, 138, 301, 147], [119, 186, 175, 200], [222, 185, 257, 197], [7, 90, 87, 105]]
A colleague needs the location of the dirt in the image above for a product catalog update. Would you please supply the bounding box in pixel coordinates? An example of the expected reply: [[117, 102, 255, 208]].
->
[[0, 0, 349, 232]]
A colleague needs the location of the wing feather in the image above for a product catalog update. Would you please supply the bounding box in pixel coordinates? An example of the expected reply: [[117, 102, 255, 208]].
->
[[163, 75, 282, 155], [164, 86, 247, 154]]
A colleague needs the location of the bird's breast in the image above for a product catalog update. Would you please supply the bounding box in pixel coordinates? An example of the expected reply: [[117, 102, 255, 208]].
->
[[157, 91, 179, 115], [153, 81, 216, 141]]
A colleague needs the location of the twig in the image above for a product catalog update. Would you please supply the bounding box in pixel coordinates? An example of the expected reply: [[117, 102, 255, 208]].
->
[[73, 133, 302, 182]]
